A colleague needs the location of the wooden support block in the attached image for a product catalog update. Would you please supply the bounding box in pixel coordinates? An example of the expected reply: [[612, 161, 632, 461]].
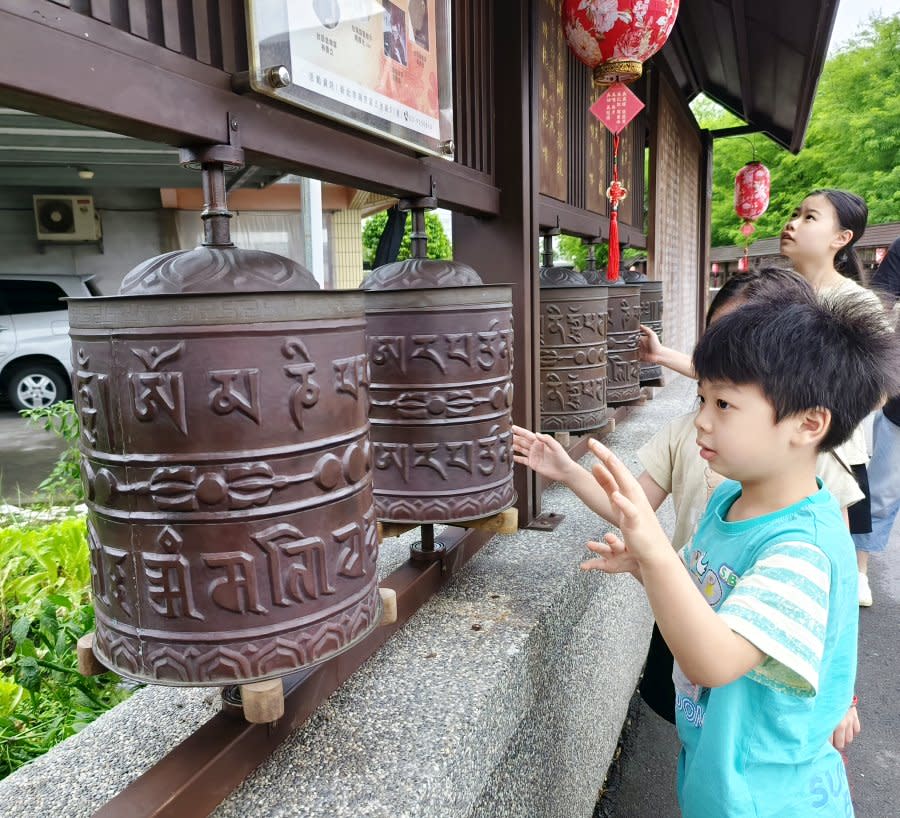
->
[[76, 632, 107, 677], [379, 522, 418, 540], [379, 587, 398, 625], [241, 679, 284, 724], [454, 507, 518, 535], [553, 431, 571, 448], [376, 521, 384, 544]]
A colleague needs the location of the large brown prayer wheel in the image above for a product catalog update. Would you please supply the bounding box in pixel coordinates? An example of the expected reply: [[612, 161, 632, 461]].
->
[[361, 259, 515, 523], [68, 248, 380, 686], [539, 265, 609, 433], [627, 273, 664, 385], [606, 282, 642, 404]]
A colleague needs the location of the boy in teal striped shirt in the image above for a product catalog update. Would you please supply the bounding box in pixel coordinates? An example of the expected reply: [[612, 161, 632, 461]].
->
[[584, 296, 899, 817]]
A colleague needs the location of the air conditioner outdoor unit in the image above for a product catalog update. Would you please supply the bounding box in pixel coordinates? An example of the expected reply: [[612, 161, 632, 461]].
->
[[33, 195, 102, 242]]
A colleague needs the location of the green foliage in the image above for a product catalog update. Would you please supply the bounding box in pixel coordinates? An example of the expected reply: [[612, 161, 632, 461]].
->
[[19, 401, 83, 502], [693, 13, 900, 247], [557, 235, 644, 273], [361, 210, 453, 267], [0, 517, 134, 778]]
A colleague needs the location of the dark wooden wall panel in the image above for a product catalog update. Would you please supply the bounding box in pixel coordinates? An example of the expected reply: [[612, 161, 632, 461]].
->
[[538, 0, 567, 200], [585, 81, 607, 216], [534, 0, 645, 245], [88, 0, 113, 23], [565, 52, 586, 210], [53, 0, 242, 69], [452, 0, 493, 176], [648, 68, 703, 352]]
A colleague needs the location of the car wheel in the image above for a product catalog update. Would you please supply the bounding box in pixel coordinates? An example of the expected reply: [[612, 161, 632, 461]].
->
[[8, 365, 70, 411]]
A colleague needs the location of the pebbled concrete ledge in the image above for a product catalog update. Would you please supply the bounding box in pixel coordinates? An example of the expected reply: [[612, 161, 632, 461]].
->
[[0, 377, 694, 818]]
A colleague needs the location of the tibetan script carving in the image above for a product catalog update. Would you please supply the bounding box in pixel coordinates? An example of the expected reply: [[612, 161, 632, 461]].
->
[[130, 343, 188, 434], [282, 338, 320, 430]]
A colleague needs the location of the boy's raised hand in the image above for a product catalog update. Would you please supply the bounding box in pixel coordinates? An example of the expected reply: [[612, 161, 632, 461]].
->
[[638, 324, 662, 363], [581, 531, 641, 579], [587, 438, 670, 562], [511, 425, 575, 483]]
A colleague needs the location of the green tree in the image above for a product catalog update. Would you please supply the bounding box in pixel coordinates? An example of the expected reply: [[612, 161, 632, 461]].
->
[[557, 235, 643, 273], [693, 13, 900, 247], [361, 210, 453, 267]]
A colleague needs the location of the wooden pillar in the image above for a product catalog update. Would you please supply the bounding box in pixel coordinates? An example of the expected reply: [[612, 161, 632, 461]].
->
[[453, 0, 539, 525], [696, 129, 714, 337]]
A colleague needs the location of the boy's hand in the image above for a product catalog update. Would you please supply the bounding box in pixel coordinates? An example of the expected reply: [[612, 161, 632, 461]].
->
[[639, 324, 662, 364], [831, 705, 861, 750], [512, 425, 575, 483], [587, 438, 670, 563], [581, 531, 642, 581]]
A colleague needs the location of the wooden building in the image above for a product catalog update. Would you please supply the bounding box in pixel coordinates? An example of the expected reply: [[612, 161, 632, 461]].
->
[[0, 0, 838, 525]]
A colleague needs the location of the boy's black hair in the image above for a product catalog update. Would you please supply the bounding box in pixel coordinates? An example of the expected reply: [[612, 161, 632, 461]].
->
[[693, 295, 900, 451], [706, 267, 814, 327]]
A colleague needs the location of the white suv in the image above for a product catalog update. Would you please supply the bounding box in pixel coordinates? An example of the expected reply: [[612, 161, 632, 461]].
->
[[0, 274, 98, 411]]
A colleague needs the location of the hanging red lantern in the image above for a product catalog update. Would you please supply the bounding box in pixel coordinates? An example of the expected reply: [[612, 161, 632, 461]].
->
[[562, 0, 681, 86], [562, 0, 680, 280], [734, 161, 771, 238]]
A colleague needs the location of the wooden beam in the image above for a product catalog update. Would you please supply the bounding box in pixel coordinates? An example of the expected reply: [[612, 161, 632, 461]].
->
[[0, 2, 499, 215], [729, 0, 754, 122]]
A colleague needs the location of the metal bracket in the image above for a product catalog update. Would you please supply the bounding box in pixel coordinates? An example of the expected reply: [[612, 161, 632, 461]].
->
[[178, 113, 244, 169], [409, 523, 451, 573], [524, 511, 565, 531]]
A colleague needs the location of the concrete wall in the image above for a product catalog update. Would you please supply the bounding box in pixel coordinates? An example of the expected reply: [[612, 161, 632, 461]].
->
[[0, 379, 697, 818], [0, 188, 163, 294]]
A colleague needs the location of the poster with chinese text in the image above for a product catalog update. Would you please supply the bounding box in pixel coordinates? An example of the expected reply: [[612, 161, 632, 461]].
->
[[247, 0, 453, 157]]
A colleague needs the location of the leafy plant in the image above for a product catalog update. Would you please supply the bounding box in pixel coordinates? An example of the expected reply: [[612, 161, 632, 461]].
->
[[19, 400, 84, 502], [0, 516, 136, 779], [361, 210, 453, 267], [557, 235, 644, 274]]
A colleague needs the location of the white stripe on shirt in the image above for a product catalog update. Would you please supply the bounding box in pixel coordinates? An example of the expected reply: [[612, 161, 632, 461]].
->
[[730, 574, 828, 627], [752, 552, 831, 592], [721, 615, 820, 694], [721, 594, 825, 657]]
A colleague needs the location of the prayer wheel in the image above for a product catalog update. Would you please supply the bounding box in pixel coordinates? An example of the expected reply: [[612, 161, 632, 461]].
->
[[605, 281, 642, 404], [539, 262, 610, 433], [626, 272, 664, 385], [361, 258, 515, 523], [68, 149, 380, 685]]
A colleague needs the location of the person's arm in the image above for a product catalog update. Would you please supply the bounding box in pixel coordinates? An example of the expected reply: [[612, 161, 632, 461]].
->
[[584, 438, 765, 688], [639, 325, 696, 379], [512, 425, 667, 524]]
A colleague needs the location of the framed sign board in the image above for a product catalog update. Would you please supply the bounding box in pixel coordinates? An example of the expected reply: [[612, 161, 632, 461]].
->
[[247, 0, 455, 158]]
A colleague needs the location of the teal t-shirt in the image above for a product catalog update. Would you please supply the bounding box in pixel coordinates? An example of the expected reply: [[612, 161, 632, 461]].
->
[[675, 479, 858, 818]]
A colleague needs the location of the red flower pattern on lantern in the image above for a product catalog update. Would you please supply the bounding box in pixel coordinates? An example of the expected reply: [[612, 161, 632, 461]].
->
[[561, 0, 680, 85], [734, 161, 771, 238]]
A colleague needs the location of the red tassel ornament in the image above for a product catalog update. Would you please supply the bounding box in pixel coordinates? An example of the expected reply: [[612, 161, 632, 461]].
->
[[606, 134, 628, 281]]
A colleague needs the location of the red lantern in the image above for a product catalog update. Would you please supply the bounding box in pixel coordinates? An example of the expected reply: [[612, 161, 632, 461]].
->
[[562, 0, 680, 86], [562, 0, 680, 280], [734, 161, 770, 238]]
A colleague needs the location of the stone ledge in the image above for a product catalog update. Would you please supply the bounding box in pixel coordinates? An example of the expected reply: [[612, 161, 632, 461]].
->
[[0, 377, 694, 818]]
